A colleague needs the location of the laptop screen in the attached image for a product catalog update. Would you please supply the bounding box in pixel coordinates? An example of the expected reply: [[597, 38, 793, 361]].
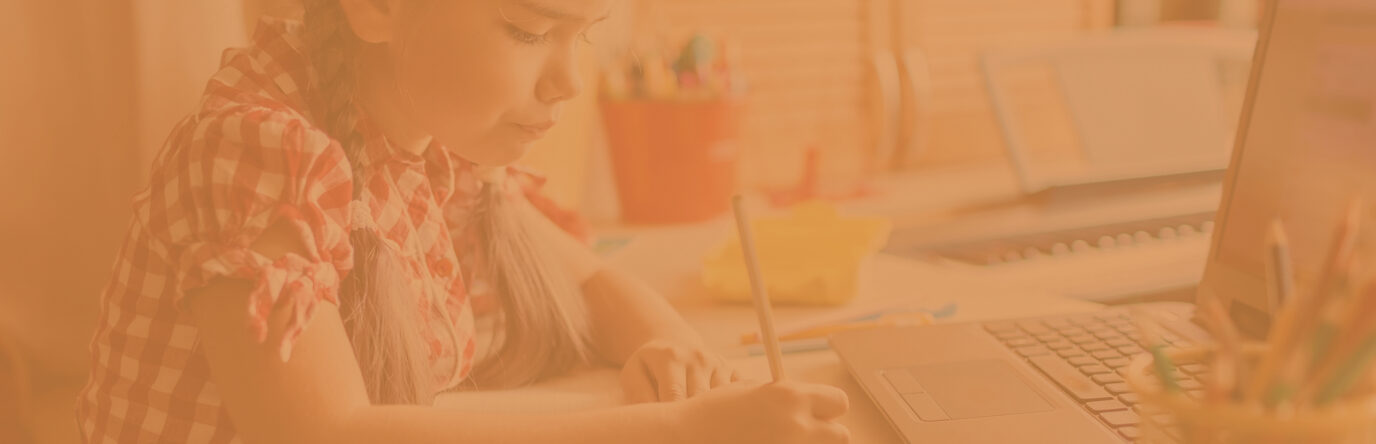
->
[[1204, 0, 1376, 332]]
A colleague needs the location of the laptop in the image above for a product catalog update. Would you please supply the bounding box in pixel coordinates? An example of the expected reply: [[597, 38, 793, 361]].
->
[[832, 0, 1376, 442]]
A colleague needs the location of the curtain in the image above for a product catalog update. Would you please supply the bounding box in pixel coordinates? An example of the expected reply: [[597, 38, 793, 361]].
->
[[0, 0, 247, 408]]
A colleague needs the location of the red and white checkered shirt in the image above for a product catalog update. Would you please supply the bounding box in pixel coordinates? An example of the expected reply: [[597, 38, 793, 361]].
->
[[75, 19, 586, 443]]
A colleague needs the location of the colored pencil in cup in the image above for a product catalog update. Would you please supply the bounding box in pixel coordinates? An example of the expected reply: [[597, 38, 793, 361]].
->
[[1265, 220, 1295, 315], [1197, 293, 1242, 402], [1245, 199, 1362, 402]]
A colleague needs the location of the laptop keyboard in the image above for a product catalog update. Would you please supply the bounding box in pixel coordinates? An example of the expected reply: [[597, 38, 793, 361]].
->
[[983, 310, 1204, 442]]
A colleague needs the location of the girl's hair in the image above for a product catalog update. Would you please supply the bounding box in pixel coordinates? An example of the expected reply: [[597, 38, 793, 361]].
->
[[299, 0, 593, 403]]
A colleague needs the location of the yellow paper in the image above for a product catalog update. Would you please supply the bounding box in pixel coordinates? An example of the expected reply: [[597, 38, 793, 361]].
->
[[702, 202, 892, 306]]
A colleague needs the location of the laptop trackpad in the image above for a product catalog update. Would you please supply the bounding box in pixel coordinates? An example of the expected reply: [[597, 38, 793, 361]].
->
[[907, 360, 1054, 420]]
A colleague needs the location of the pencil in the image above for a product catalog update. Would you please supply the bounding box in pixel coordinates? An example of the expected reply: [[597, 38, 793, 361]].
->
[[1134, 311, 1181, 392], [1302, 282, 1376, 404], [1313, 332, 1376, 405], [732, 195, 786, 381], [1244, 199, 1362, 401], [1265, 221, 1295, 314], [1266, 260, 1356, 407], [1197, 293, 1241, 402]]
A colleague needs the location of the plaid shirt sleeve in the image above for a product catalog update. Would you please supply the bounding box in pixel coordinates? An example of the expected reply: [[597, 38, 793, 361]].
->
[[138, 105, 355, 361]]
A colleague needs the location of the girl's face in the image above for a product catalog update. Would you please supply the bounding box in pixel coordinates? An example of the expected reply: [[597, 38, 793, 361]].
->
[[388, 0, 613, 166]]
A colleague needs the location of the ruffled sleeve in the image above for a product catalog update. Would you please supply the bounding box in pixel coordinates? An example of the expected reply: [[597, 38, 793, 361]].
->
[[135, 106, 355, 361]]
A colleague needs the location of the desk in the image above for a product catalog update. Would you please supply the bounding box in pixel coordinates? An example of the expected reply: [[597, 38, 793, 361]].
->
[[437, 167, 1218, 442], [438, 224, 1108, 443]]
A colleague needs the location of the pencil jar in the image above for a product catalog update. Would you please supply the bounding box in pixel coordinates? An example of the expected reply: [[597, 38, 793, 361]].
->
[[1125, 345, 1376, 444], [599, 98, 743, 225]]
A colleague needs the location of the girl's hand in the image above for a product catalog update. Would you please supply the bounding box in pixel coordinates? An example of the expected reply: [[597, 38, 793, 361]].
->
[[675, 380, 851, 444], [621, 339, 741, 403]]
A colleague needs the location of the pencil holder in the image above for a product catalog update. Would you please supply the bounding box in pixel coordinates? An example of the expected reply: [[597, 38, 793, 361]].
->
[[598, 98, 743, 225], [1125, 345, 1376, 444]]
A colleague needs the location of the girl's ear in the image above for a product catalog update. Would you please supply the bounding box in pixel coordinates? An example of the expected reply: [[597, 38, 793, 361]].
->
[[338, 0, 403, 43]]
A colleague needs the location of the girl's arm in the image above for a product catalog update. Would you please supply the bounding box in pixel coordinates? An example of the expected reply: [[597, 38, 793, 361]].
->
[[187, 222, 848, 444], [521, 203, 704, 361], [582, 266, 705, 362], [186, 223, 679, 444], [522, 204, 737, 402]]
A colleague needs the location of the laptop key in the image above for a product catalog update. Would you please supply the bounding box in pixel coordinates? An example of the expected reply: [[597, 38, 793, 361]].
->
[[1103, 357, 1132, 368], [1067, 334, 1098, 345], [1014, 346, 1050, 357], [1087, 325, 1115, 335], [1057, 327, 1087, 336], [1081, 342, 1110, 352], [1085, 399, 1127, 412], [1028, 355, 1113, 402], [1079, 323, 1109, 333], [1092, 373, 1124, 385], [1005, 338, 1037, 347], [1105, 383, 1133, 394], [1119, 393, 1141, 405], [1117, 426, 1142, 440], [1092, 350, 1122, 360], [1057, 348, 1086, 358], [1099, 410, 1139, 427], [1068, 356, 1098, 367], [1105, 337, 1134, 348], [1094, 330, 1123, 340], [1117, 345, 1145, 356], [1079, 365, 1111, 376], [1044, 340, 1074, 350], [1034, 333, 1061, 342]]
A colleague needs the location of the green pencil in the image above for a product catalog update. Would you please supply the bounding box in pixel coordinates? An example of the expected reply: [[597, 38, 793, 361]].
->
[[1135, 312, 1181, 392], [1315, 334, 1376, 405]]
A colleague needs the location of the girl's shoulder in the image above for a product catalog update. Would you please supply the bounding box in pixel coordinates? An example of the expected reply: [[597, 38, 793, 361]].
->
[[145, 17, 344, 191], [198, 18, 316, 120]]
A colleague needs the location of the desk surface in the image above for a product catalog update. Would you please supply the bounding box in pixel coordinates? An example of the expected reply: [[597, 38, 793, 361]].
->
[[439, 231, 1142, 443], [438, 173, 1216, 443]]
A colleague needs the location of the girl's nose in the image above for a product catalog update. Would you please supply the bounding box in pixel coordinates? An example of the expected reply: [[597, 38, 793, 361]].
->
[[536, 48, 583, 104]]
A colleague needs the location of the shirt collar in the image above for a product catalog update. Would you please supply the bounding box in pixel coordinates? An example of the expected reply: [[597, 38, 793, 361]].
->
[[352, 107, 458, 205]]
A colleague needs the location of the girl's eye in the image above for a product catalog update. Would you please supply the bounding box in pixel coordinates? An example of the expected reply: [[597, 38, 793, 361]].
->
[[506, 25, 548, 45]]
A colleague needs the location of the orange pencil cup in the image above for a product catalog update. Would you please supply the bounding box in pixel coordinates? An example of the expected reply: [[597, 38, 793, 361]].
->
[[1125, 345, 1376, 444], [599, 98, 742, 225]]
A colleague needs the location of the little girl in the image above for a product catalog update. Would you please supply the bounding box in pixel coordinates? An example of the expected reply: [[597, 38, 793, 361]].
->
[[75, 1, 849, 443]]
